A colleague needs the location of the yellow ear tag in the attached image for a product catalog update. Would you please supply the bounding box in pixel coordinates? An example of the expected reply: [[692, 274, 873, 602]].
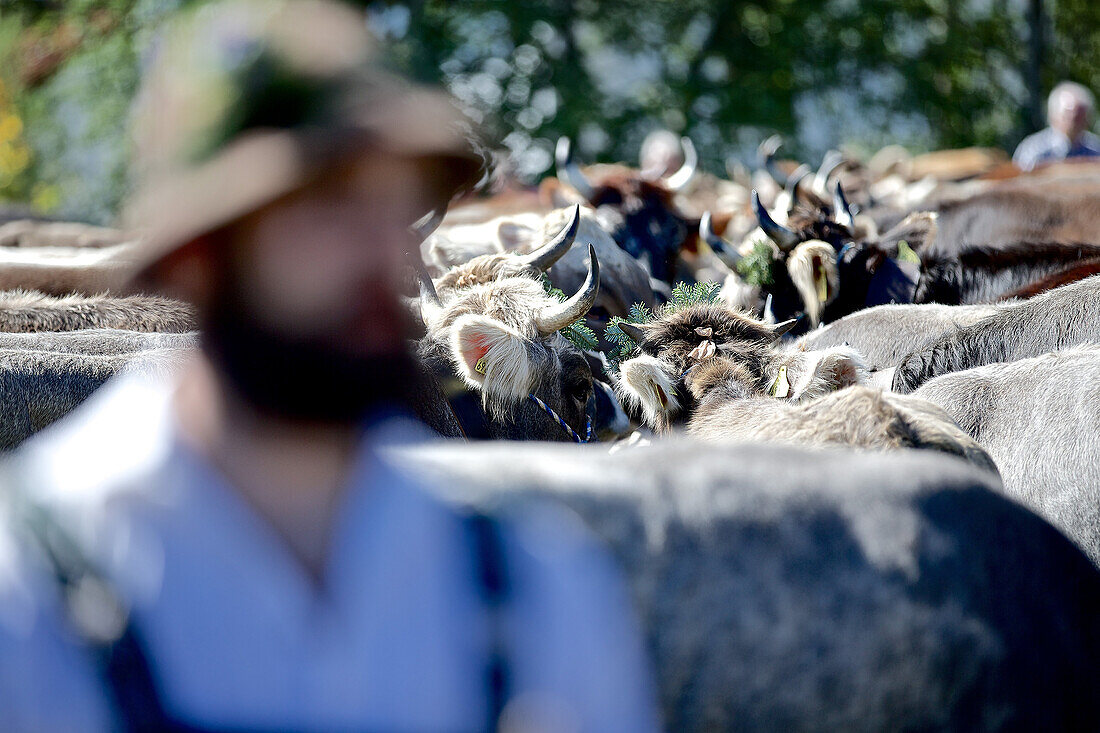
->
[[815, 271, 829, 303], [770, 365, 790, 398], [474, 356, 488, 375], [897, 240, 920, 264]]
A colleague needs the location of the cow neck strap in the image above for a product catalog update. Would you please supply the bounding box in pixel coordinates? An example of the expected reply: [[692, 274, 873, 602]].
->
[[527, 393, 592, 443]]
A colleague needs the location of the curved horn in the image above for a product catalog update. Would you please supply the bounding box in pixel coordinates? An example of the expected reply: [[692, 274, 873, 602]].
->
[[758, 134, 788, 187], [535, 244, 601, 336], [762, 293, 776, 324], [518, 204, 581, 272], [409, 209, 444, 241], [617, 321, 648, 345], [832, 181, 855, 229], [813, 149, 845, 195], [555, 137, 596, 201], [409, 253, 443, 326], [771, 318, 799, 339], [752, 189, 800, 252], [700, 211, 742, 263], [663, 137, 698, 191], [785, 164, 812, 207]]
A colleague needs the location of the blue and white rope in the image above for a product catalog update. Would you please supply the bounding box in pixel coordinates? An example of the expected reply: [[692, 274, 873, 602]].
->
[[527, 394, 593, 444]]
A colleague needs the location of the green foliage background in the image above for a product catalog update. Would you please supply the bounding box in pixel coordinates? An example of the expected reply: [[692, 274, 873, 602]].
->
[[0, 0, 1096, 224]]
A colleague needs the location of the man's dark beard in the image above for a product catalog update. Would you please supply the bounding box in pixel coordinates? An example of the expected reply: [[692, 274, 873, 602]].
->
[[202, 289, 424, 427]]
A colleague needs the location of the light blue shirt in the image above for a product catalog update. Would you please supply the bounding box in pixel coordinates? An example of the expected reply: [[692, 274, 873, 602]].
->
[[1012, 126, 1100, 171], [0, 373, 658, 731]]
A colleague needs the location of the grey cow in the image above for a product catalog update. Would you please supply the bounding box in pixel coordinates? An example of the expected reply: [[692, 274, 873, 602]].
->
[[799, 302, 998, 371], [915, 345, 1100, 565], [0, 329, 197, 355], [0, 290, 196, 333], [0, 346, 188, 450], [391, 440, 1100, 732], [893, 274, 1100, 392]]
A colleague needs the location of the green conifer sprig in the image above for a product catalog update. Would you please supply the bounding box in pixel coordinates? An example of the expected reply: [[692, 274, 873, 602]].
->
[[602, 282, 722, 372], [541, 275, 600, 351], [735, 238, 779, 287]]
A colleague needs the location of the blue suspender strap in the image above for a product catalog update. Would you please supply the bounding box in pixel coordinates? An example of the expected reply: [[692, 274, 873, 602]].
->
[[8, 491, 197, 732], [465, 510, 512, 732]]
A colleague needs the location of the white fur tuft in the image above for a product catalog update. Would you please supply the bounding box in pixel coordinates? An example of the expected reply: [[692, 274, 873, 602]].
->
[[787, 240, 840, 328], [450, 314, 535, 407], [615, 354, 681, 431], [775, 346, 869, 403]]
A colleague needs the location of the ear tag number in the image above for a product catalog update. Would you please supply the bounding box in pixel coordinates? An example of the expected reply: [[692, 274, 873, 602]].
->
[[474, 356, 488, 375]]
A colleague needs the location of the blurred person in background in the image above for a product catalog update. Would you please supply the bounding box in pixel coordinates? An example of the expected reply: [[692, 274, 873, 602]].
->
[[0, 1, 658, 730], [1013, 81, 1100, 171], [639, 129, 685, 178]]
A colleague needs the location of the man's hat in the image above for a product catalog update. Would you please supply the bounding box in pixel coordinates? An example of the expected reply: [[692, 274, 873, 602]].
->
[[123, 0, 483, 272]]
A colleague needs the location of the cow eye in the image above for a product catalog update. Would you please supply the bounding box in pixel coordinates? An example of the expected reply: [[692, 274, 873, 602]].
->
[[567, 378, 592, 405]]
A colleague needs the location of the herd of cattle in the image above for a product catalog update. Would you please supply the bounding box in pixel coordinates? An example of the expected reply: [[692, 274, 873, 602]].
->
[[3, 136, 1100, 726]]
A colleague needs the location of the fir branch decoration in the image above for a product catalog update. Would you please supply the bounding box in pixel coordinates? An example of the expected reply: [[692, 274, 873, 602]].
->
[[541, 275, 600, 351], [562, 320, 599, 351], [670, 281, 722, 308], [602, 282, 723, 372], [736, 238, 779, 288]]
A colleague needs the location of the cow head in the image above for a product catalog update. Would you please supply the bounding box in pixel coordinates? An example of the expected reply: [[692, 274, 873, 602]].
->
[[703, 195, 840, 330], [703, 181, 895, 328], [418, 247, 601, 441], [546, 136, 698, 284], [612, 302, 867, 433]]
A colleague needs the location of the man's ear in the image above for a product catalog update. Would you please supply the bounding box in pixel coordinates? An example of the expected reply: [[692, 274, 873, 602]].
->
[[787, 346, 868, 402], [450, 314, 534, 402]]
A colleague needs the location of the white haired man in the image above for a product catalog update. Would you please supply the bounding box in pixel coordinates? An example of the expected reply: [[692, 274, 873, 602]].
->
[[1013, 81, 1100, 171]]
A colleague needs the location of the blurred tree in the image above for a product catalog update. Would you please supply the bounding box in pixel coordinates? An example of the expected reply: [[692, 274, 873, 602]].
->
[[1051, 0, 1100, 123], [371, 0, 1031, 178], [0, 0, 1091, 223]]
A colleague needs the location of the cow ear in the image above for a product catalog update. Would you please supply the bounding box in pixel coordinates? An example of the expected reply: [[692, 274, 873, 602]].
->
[[788, 346, 868, 401], [450, 314, 534, 402], [496, 220, 538, 253]]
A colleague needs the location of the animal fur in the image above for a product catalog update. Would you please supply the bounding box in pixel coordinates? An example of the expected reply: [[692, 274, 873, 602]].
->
[[0, 346, 188, 450], [0, 290, 195, 333], [785, 240, 840, 327], [915, 345, 1100, 564], [893, 274, 1100, 392], [614, 302, 992, 471], [684, 357, 996, 474], [800, 303, 999, 371], [0, 242, 141, 296], [398, 440, 1100, 730]]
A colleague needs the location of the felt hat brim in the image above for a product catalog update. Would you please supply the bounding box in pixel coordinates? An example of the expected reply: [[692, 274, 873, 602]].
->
[[124, 85, 482, 279]]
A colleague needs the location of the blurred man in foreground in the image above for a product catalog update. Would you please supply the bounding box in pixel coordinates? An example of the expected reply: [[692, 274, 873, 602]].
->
[[1013, 81, 1100, 171], [0, 1, 657, 730]]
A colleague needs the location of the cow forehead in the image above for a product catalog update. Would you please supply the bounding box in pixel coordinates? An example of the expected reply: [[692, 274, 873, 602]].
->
[[647, 305, 774, 348]]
